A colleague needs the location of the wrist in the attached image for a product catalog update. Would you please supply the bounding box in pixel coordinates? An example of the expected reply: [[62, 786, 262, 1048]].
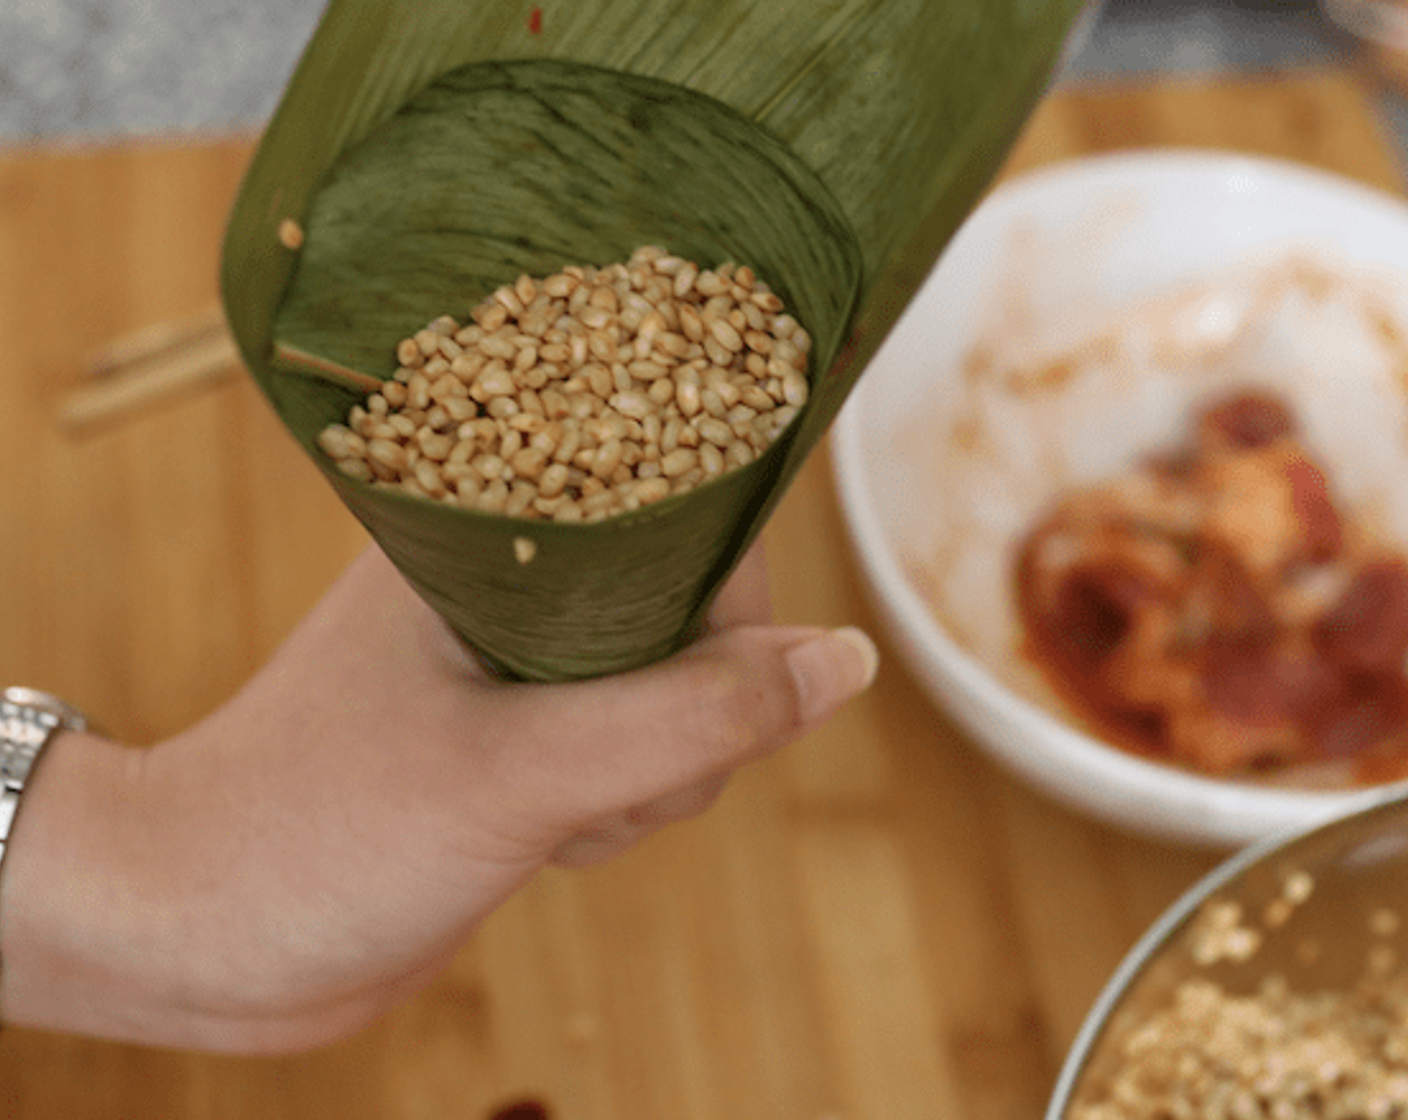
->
[[0, 725, 173, 1042], [0, 710, 388, 1054]]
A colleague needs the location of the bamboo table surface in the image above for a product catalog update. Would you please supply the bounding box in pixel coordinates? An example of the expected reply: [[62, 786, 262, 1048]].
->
[[0, 67, 1403, 1119]]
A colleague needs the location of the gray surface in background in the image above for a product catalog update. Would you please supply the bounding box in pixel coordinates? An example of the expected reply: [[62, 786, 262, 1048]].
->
[[0, 0, 323, 141], [0, 0, 1390, 145], [1079, 0, 1341, 76]]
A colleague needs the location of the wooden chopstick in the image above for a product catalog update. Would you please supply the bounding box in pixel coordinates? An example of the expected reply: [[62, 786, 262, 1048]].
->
[[83, 305, 230, 380], [58, 307, 240, 434]]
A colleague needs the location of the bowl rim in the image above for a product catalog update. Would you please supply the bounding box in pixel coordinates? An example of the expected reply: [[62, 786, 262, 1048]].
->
[[830, 146, 1408, 848]]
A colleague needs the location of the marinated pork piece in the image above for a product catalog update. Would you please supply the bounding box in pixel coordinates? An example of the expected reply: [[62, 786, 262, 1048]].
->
[[1016, 390, 1408, 777]]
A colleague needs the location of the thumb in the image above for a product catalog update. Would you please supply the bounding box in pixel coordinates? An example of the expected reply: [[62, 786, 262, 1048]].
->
[[478, 624, 879, 831]]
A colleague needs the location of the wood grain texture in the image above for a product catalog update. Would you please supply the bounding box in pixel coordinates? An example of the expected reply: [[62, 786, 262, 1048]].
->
[[0, 69, 1400, 1118]]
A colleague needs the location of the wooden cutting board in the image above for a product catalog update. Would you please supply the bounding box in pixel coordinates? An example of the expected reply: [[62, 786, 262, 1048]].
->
[[0, 68, 1401, 1120]]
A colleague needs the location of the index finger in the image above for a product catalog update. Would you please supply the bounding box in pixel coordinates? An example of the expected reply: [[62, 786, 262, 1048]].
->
[[699, 539, 773, 634]]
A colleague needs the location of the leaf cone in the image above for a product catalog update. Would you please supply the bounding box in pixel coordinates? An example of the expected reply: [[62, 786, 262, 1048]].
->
[[222, 0, 1090, 680]]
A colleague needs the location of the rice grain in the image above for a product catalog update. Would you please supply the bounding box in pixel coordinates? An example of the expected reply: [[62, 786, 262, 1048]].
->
[[317, 246, 812, 521]]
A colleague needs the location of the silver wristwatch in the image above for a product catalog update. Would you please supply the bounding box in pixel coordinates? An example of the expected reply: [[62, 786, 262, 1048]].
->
[[0, 687, 87, 865]]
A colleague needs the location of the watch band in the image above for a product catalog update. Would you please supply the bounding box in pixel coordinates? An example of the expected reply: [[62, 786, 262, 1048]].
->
[[0, 688, 86, 1025], [0, 687, 85, 862], [0, 687, 86, 864], [0, 686, 86, 868]]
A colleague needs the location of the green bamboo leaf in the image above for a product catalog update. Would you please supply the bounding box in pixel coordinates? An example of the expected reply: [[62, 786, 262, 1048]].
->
[[222, 0, 1089, 680]]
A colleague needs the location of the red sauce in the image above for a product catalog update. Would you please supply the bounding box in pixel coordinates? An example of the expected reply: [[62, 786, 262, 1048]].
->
[[1016, 390, 1408, 780]]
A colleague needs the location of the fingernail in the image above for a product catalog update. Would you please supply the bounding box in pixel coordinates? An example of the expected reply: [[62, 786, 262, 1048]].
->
[[786, 626, 880, 724]]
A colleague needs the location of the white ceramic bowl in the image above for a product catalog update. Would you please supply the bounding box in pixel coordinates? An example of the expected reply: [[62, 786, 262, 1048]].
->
[[831, 149, 1408, 848]]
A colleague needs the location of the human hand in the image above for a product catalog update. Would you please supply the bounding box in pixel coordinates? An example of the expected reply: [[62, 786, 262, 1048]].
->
[[0, 542, 877, 1054]]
